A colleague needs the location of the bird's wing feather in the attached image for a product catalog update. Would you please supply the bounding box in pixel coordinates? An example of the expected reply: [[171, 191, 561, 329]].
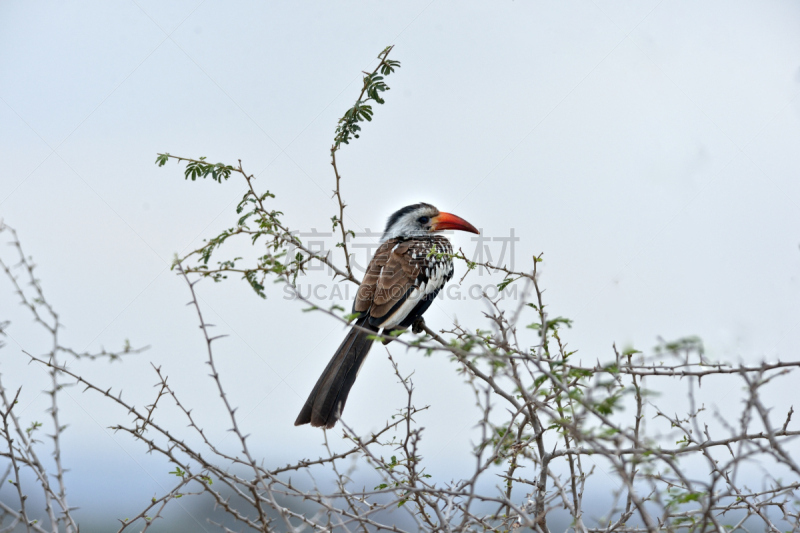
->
[[370, 241, 422, 320], [353, 240, 395, 314], [354, 238, 451, 328]]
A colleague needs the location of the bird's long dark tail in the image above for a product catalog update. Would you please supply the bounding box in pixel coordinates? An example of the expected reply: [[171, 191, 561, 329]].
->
[[294, 316, 377, 429]]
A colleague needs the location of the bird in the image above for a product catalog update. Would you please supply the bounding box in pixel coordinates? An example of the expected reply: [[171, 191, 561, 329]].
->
[[294, 202, 479, 429]]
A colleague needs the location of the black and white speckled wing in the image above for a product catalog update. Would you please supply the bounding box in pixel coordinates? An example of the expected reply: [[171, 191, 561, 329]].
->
[[367, 236, 454, 329]]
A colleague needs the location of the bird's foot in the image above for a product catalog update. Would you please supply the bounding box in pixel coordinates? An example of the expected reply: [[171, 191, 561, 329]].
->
[[412, 316, 426, 334]]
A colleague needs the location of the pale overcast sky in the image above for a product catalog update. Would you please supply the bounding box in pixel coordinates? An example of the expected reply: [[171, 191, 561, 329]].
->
[[2, 1, 800, 529]]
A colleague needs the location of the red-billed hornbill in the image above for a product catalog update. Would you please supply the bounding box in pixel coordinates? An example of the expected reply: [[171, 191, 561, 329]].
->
[[295, 203, 479, 429]]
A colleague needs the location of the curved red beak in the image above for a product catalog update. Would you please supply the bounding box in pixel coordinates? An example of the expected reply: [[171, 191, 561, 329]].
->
[[431, 212, 479, 234]]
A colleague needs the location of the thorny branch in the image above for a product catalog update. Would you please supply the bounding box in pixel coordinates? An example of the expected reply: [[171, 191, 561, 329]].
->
[[0, 221, 142, 533], [5, 180, 800, 533]]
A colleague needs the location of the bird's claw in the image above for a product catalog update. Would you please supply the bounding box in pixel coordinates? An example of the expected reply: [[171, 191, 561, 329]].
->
[[412, 316, 426, 334]]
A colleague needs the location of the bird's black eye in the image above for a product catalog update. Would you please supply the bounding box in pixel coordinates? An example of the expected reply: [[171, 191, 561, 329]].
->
[[417, 216, 430, 224]]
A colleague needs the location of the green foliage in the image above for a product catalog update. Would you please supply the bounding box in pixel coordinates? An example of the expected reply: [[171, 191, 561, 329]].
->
[[184, 157, 234, 183], [496, 276, 518, 292], [527, 316, 573, 332], [594, 393, 621, 415], [25, 421, 42, 436], [482, 423, 520, 465], [244, 270, 266, 299], [665, 488, 704, 510], [155, 154, 234, 182], [157, 47, 402, 300], [655, 335, 704, 357], [156, 156, 312, 297], [333, 46, 401, 151]]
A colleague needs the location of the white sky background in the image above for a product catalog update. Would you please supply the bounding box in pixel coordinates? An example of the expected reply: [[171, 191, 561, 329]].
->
[[2, 0, 800, 528]]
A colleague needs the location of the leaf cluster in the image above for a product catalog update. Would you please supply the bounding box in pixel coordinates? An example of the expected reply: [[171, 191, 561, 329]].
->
[[156, 155, 320, 299], [333, 46, 401, 151], [156, 153, 234, 183]]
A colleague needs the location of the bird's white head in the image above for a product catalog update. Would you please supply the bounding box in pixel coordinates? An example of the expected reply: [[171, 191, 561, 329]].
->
[[380, 203, 479, 242]]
